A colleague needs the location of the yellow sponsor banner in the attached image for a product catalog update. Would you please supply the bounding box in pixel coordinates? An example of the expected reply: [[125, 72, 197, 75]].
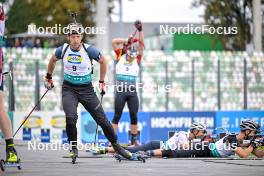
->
[[50, 115, 66, 128], [24, 115, 43, 128]]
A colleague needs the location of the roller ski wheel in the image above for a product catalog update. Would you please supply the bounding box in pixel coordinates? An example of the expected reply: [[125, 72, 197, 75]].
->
[[132, 154, 145, 163], [72, 155, 77, 164], [114, 154, 122, 162], [17, 159, 22, 170], [136, 155, 146, 163], [0, 159, 5, 171], [0, 158, 22, 171]]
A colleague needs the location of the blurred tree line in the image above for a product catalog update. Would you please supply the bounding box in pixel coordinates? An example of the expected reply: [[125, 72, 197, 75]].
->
[[3, 0, 261, 51], [6, 0, 93, 34], [5, 0, 113, 36], [193, 0, 260, 51]]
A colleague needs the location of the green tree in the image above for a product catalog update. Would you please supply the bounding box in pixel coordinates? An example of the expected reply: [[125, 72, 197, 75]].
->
[[193, 0, 253, 50], [6, 0, 98, 35]]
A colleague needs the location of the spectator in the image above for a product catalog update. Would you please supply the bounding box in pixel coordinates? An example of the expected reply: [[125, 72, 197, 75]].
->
[[14, 38, 21, 48]]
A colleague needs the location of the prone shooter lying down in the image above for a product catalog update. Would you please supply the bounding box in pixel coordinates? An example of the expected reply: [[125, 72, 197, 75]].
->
[[92, 122, 208, 156], [93, 120, 264, 159], [157, 120, 264, 158]]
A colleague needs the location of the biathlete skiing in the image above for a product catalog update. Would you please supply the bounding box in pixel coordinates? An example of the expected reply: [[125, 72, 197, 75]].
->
[[44, 13, 145, 163]]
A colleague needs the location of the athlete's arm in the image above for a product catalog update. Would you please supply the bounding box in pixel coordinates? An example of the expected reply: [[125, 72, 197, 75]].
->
[[86, 45, 106, 81], [136, 32, 144, 64], [47, 55, 57, 74], [112, 38, 127, 51], [134, 20, 144, 63], [47, 45, 63, 74], [138, 31, 144, 56], [99, 55, 107, 82], [112, 38, 127, 61], [45, 54, 57, 90], [234, 146, 254, 158]]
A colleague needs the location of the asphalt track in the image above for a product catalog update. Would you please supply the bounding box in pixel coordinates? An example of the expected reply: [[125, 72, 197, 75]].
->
[[0, 141, 264, 176]]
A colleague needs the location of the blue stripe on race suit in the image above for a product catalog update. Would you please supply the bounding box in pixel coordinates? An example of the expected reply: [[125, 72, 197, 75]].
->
[[64, 73, 92, 85], [209, 143, 221, 157], [116, 74, 137, 82]]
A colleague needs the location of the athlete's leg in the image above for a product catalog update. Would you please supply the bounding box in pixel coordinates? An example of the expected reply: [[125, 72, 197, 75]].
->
[[160, 145, 211, 158], [62, 84, 79, 151], [0, 90, 18, 162], [126, 141, 161, 153], [106, 141, 161, 154], [0, 92, 12, 139], [112, 92, 126, 133], [79, 85, 132, 159], [161, 149, 196, 158], [127, 92, 139, 145]]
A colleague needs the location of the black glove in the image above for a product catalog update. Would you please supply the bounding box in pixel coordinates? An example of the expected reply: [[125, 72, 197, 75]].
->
[[99, 80, 106, 96], [134, 20, 142, 31], [44, 73, 54, 90]]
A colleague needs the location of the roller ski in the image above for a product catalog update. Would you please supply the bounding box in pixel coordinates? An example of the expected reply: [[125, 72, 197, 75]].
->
[[134, 151, 152, 159], [0, 159, 22, 171], [111, 143, 145, 163], [68, 148, 78, 164], [114, 152, 146, 163], [1, 148, 22, 171]]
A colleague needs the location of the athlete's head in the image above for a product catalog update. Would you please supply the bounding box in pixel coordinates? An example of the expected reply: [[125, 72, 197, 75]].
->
[[123, 35, 139, 59], [66, 23, 84, 49], [126, 44, 139, 58], [240, 120, 260, 139], [189, 122, 207, 140]]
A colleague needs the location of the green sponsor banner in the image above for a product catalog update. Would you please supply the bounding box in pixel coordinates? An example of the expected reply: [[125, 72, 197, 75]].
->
[[173, 33, 224, 51]]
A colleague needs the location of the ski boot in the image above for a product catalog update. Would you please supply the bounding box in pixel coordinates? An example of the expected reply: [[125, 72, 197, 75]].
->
[[68, 148, 78, 164], [1, 146, 21, 171]]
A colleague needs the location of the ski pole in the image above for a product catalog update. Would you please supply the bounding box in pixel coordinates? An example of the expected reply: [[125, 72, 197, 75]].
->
[[93, 91, 105, 145], [13, 89, 49, 137]]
